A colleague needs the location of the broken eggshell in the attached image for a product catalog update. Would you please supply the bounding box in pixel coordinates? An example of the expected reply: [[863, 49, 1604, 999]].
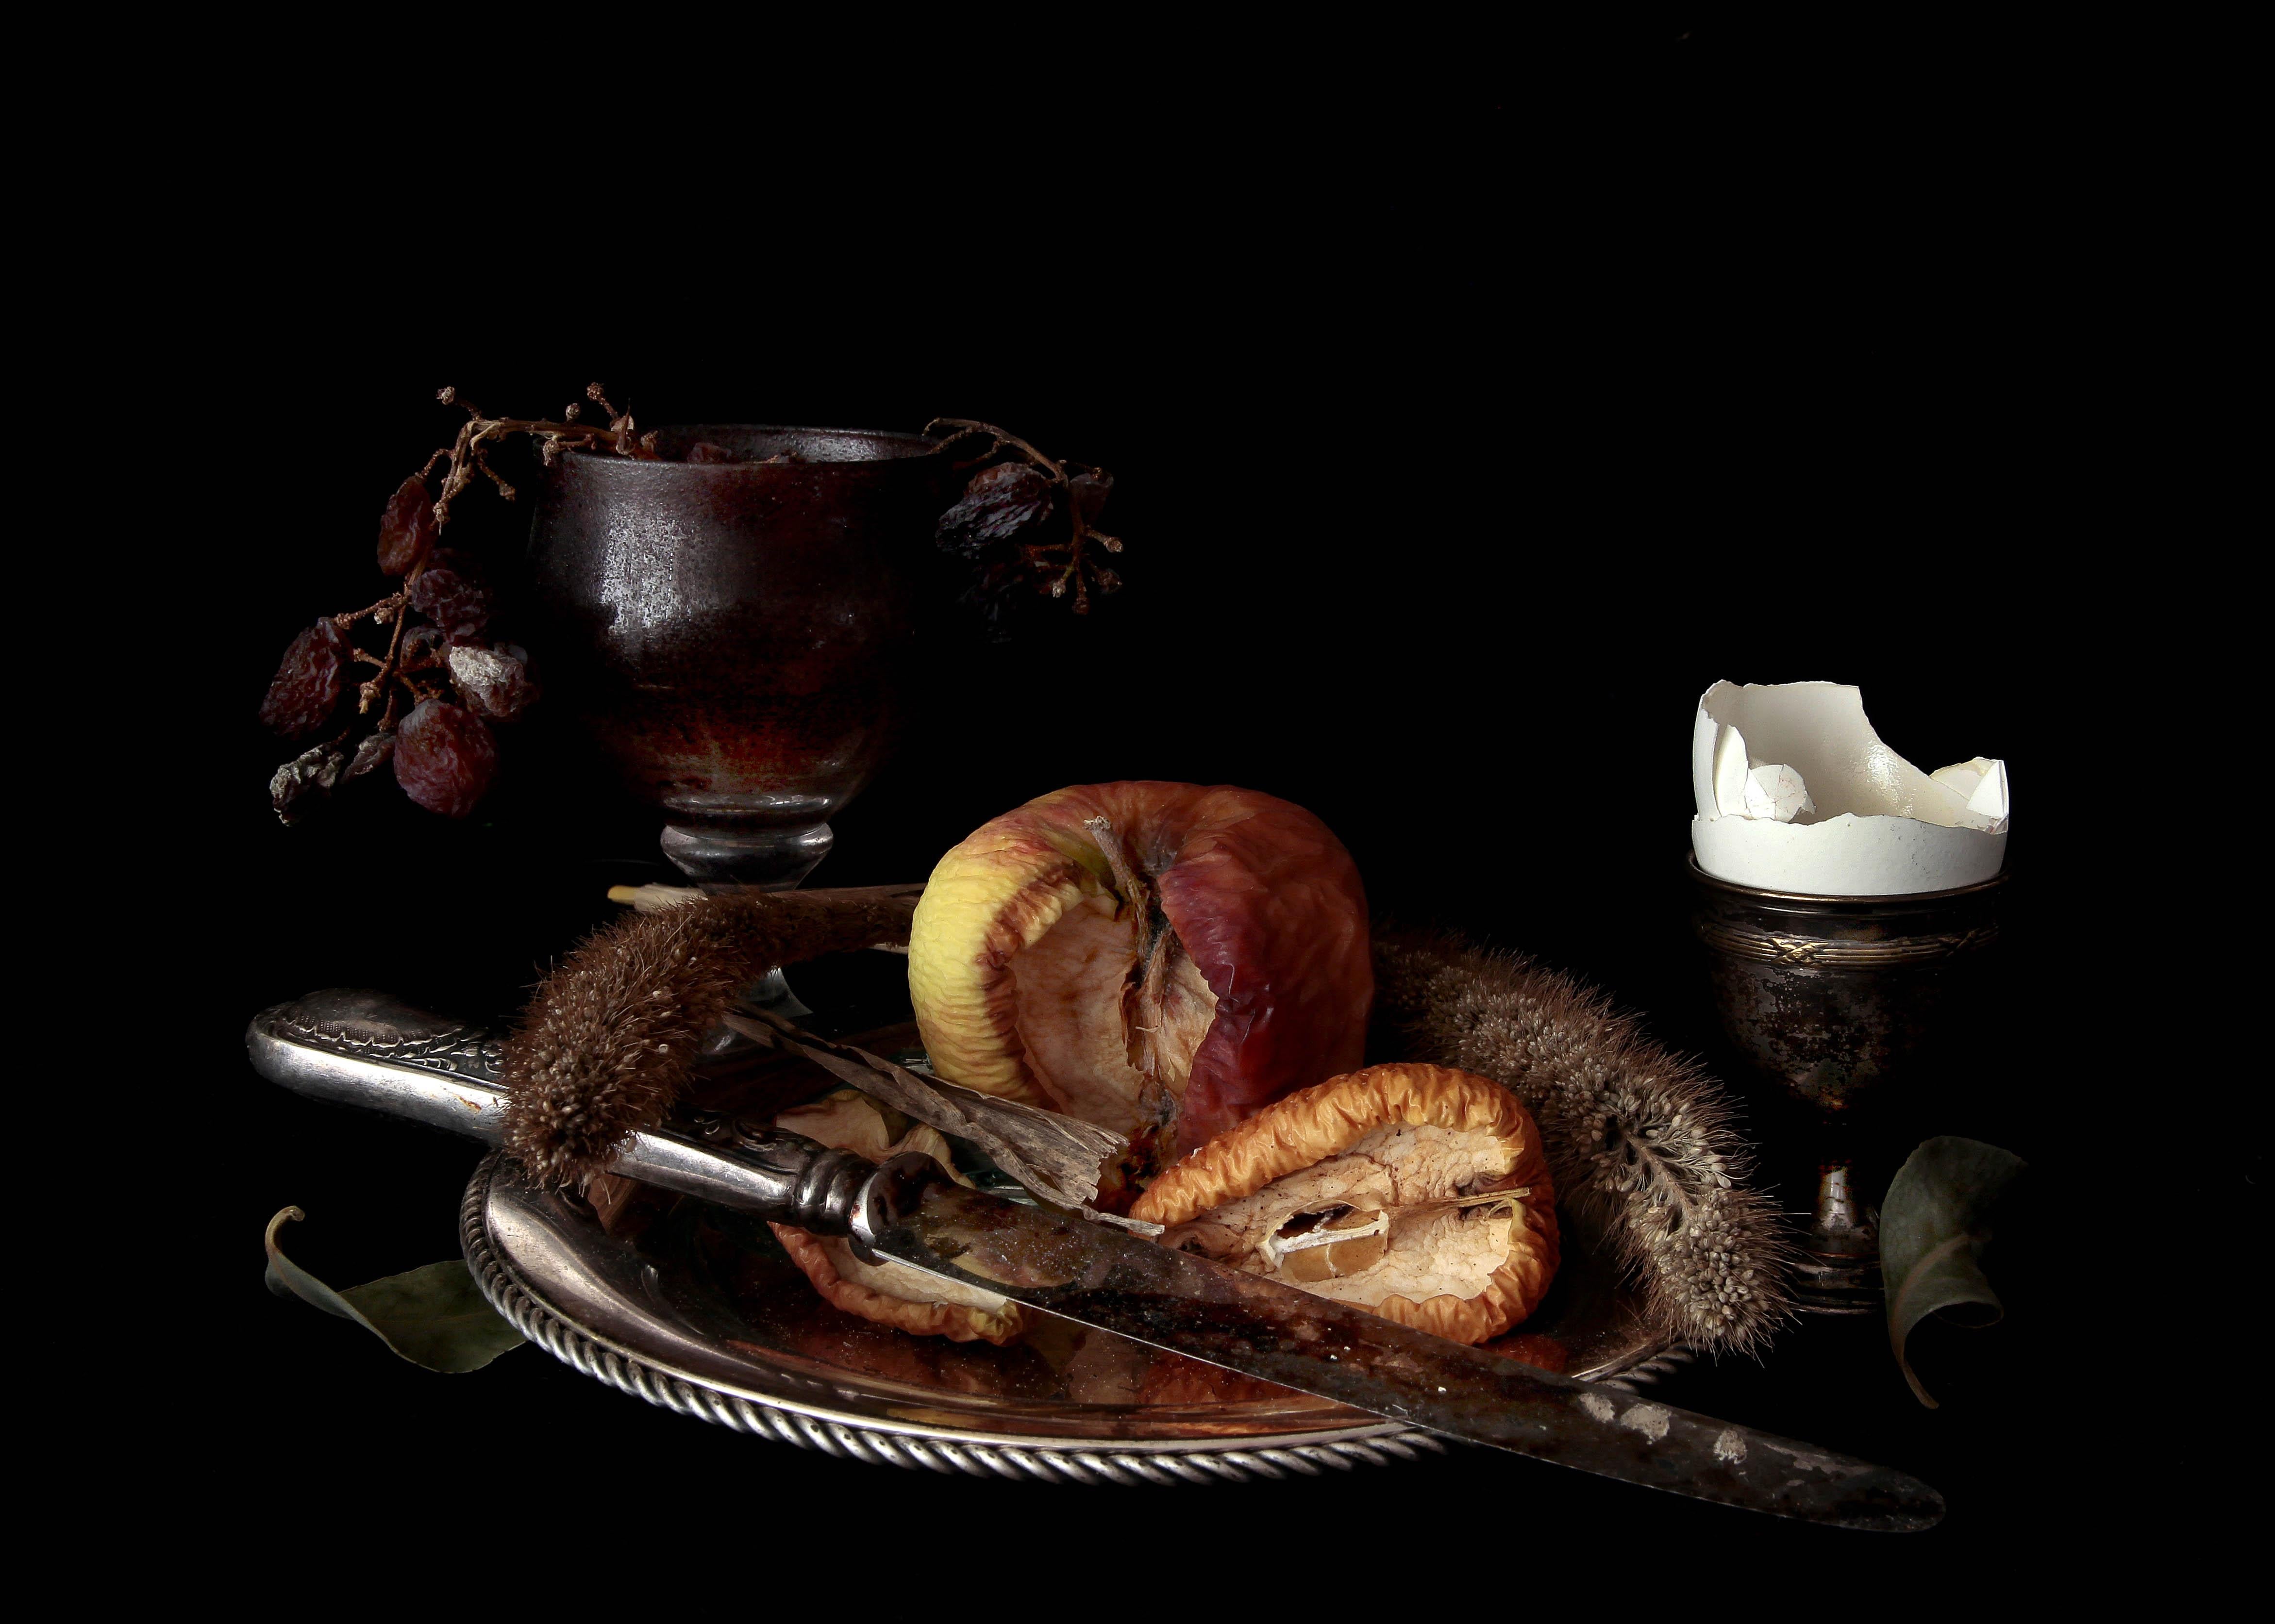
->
[[1690, 681, 2008, 896]]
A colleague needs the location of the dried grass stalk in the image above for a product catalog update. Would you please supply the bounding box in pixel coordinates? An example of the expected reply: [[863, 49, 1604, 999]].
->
[[1372, 929, 1797, 1357]]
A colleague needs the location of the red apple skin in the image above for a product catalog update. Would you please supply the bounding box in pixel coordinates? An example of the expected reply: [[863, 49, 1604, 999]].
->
[[1136, 784, 1373, 1151], [913, 780, 1372, 1156]]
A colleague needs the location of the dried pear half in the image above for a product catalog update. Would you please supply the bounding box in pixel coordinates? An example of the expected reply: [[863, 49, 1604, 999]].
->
[[1130, 1063, 1559, 1346], [767, 1090, 1028, 1346]]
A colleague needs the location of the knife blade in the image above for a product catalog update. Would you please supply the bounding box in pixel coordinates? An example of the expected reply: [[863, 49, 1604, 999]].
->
[[249, 990, 1940, 1531]]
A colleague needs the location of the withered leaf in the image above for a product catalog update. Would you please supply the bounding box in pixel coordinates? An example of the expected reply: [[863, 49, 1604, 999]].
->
[[1880, 1137, 2026, 1408], [263, 1207, 525, 1373]]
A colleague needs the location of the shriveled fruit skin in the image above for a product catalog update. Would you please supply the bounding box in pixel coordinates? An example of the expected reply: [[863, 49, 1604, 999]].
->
[[935, 462, 1056, 560], [376, 476, 438, 576], [1130, 1063, 1559, 1346], [407, 549, 494, 644], [393, 698, 497, 817], [908, 781, 1372, 1153], [269, 743, 345, 822], [343, 728, 395, 780], [445, 643, 540, 721], [259, 620, 351, 739]]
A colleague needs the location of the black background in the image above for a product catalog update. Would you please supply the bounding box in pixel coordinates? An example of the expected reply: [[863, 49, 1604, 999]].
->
[[148, 36, 2215, 1589]]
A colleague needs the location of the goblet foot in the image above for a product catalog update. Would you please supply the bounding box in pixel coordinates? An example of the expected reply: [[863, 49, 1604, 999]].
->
[[660, 820, 834, 889]]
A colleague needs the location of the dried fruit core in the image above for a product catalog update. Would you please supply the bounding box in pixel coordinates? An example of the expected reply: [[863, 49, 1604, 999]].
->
[[1162, 1124, 1535, 1309], [1003, 822, 1219, 1139]]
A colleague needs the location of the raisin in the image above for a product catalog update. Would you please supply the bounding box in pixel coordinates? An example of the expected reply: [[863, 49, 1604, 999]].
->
[[1068, 468, 1113, 527], [258, 620, 351, 740], [343, 728, 396, 781], [376, 476, 438, 576], [407, 550, 494, 644], [936, 463, 1056, 561], [393, 699, 498, 817], [400, 624, 447, 670], [269, 744, 345, 824], [446, 644, 541, 722]]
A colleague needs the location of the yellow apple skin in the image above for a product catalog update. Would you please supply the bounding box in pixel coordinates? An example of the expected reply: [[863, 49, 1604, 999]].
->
[[905, 818, 1099, 1103]]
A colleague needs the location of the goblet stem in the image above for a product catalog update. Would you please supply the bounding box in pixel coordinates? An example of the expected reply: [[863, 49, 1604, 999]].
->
[[1689, 858, 2007, 1320], [1794, 1159, 1882, 1315]]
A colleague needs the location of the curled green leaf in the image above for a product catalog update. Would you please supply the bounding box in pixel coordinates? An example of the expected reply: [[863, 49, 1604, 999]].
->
[[263, 1206, 525, 1373], [1880, 1138, 2026, 1409]]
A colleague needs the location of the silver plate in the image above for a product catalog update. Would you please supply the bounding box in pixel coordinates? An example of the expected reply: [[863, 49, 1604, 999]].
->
[[463, 1152, 1690, 1485]]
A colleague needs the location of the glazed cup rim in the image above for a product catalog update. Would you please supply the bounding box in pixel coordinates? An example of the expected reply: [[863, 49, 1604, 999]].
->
[[565, 424, 945, 467]]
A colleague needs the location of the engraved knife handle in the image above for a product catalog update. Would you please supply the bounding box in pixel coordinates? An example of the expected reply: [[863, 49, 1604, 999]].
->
[[246, 988, 936, 1234]]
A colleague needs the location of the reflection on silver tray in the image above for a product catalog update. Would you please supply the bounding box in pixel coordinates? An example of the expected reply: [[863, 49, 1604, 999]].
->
[[463, 1143, 1692, 1484]]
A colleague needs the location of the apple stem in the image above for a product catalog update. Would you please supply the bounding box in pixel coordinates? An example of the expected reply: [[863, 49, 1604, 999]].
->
[[1083, 816, 1154, 932]]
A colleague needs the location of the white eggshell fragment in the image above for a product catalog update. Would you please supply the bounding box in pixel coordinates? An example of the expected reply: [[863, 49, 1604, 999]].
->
[[1690, 681, 2008, 896], [1741, 762, 1815, 822]]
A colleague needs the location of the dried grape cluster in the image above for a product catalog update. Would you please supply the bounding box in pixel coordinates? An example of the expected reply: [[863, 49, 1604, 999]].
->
[[262, 395, 1127, 819], [928, 418, 1124, 626], [259, 383, 655, 823]]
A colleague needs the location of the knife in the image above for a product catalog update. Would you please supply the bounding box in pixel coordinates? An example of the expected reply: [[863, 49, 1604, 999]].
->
[[249, 989, 1941, 1532]]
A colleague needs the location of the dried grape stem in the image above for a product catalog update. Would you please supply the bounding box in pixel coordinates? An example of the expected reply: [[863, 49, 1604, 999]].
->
[[926, 417, 1064, 478], [332, 592, 407, 630], [927, 416, 1120, 613], [365, 383, 655, 718], [361, 556, 421, 716]]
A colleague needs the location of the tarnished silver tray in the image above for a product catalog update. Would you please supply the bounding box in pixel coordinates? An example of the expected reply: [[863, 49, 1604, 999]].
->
[[464, 1145, 1690, 1485]]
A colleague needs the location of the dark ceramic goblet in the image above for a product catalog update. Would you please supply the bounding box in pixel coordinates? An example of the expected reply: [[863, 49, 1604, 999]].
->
[[1690, 857, 2007, 1314], [529, 426, 953, 889]]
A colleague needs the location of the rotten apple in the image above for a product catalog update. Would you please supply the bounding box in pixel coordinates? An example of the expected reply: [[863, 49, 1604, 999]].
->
[[906, 782, 1372, 1182]]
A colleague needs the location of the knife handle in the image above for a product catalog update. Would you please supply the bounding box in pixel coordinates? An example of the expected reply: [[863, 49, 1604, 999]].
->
[[659, 1124, 937, 1246], [246, 989, 937, 1235]]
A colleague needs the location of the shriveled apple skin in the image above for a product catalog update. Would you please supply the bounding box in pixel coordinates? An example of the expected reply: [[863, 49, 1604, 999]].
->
[[907, 781, 1372, 1156]]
